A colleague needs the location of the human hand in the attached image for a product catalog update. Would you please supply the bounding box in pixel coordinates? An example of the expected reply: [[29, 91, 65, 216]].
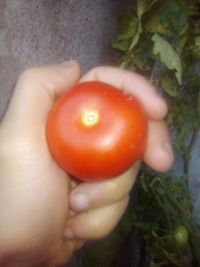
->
[[0, 61, 81, 266], [65, 66, 174, 242], [0, 62, 174, 267]]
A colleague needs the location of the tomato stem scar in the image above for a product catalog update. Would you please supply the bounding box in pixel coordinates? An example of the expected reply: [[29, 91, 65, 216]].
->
[[81, 110, 100, 127]]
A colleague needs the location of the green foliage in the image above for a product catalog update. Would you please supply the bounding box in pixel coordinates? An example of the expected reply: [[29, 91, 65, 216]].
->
[[160, 72, 178, 97], [111, 0, 200, 266], [112, 14, 138, 52], [131, 172, 200, 267], [152, 33, 182, 84]]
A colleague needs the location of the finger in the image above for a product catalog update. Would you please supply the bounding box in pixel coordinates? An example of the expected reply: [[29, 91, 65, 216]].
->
[[1, 61, 80, 134], [79, 66, 167, 120], [69, 162, 140, 212], [64, 196, 129, 240], [144, 120, 174, 172]]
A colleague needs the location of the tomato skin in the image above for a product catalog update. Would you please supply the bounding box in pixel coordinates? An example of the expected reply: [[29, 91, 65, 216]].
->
[[46, 81, 148, 181]]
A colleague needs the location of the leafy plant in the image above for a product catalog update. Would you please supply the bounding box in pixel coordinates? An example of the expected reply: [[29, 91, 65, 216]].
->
[[113, 0, 200, 266]]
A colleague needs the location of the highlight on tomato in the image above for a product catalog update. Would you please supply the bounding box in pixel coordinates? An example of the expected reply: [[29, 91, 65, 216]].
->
[[46, 81, 148, 181]]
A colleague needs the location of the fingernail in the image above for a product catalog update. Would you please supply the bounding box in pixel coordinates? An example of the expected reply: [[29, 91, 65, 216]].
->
[[71, 192, 90, 211], [162, 142, 174, 158], [61, 60, 76, 67], [64, 228, 75, 240]]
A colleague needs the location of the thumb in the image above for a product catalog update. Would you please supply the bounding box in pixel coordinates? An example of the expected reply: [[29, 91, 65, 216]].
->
[[1, 61, 80, 135]]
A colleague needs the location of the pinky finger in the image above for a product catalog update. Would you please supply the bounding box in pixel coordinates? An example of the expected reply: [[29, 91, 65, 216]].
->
[[64, 197, 129, 240]]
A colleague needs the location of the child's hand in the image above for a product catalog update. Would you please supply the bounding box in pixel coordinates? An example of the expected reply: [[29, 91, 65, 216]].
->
[[0, 62, 174, 266]]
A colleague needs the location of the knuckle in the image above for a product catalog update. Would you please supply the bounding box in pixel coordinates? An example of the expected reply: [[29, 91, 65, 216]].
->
[[19, 68, 40, 83]]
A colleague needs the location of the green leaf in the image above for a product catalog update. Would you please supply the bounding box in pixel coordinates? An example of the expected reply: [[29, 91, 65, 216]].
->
[[117, 15, 138, 41], [164, 0, 189, 36], [128, 22, 142, 52], [131, 53, 145, 70], [137, 0, 160, 21], [112, 39, 130, 52], [137, 0, 150, 20], [142, 0, 168, 33], [142, 0, 189, 38], [118, 13, 134, 29], [134, 0, 154, 54], [160, 73, 178, 97], [152, 33, 182, 84], [127, 0, 152, 53], [137, 0, 145, 20], [112, 15, 138, 52]]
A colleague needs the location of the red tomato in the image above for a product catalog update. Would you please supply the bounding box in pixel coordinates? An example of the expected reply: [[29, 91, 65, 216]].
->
[[46, 81, 148, 181]]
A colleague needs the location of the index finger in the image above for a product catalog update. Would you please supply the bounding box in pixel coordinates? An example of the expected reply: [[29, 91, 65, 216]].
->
[[80, 66, 167, 120]]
